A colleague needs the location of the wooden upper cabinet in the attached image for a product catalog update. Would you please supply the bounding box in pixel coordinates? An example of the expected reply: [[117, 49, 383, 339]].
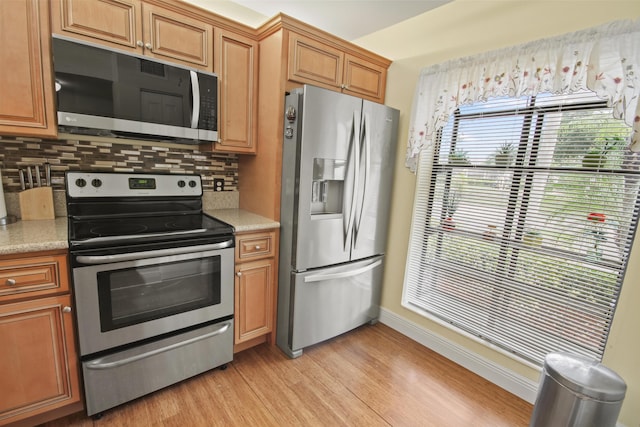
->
[[142, 3, 213, 71], [0, 0, 56, 138], [214, 28, 258, 153], [51, 0, 213, 71], [342, 54, 387, 102], [50, 0, 142, 51], [288, 33, 343, 89], [286, 31, 388, 103]]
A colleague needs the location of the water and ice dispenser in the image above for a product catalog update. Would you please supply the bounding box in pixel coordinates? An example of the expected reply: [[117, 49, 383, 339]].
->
[[311, 158, 345, 215]]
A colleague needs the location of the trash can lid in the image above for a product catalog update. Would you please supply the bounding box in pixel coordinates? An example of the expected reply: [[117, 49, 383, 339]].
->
[[544, 352, 627, 401]]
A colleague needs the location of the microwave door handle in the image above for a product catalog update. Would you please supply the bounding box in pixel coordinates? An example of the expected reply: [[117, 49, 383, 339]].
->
[[190, 70, 200, 128]]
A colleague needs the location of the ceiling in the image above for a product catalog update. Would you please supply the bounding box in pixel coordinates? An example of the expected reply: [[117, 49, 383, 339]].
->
[[183, 0, 451, 41]]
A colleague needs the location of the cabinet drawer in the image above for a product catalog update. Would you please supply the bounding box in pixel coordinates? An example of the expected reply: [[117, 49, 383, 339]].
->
[[236, 231, 276, 262], [0, 252, 69, 302]]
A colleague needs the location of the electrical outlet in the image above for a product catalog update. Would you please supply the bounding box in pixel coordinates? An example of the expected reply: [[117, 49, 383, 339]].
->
[[213, 178, 224, 192]]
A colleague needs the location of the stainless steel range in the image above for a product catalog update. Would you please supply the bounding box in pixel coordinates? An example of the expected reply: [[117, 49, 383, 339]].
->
[[66, 171, 235, 417]]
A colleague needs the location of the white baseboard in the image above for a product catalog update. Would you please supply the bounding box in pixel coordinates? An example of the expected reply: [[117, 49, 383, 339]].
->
[[378, 307, 539, 404]]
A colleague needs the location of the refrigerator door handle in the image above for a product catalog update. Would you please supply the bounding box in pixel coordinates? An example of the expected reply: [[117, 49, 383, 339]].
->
[[353, 112, 370, 248], [303, 259, 382, 283], [343, 110, 360, 251]]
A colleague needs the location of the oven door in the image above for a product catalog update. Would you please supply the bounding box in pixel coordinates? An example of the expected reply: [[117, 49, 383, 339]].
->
[[72, 241, 234, 357]]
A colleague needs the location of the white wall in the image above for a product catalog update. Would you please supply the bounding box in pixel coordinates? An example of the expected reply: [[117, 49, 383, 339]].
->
[[357, 1, 640, 425]]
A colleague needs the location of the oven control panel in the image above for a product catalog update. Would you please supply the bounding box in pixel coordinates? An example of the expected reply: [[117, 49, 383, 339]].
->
[[66, 172, 203, 198]]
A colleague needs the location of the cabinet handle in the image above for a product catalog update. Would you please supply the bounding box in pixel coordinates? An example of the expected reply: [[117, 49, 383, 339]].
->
[[62, 306, 72, 313], [255, 245, 261, 250], [6, 278, 16, 286], [236, 272, 242, 277], [145, 42, 152, 50], [136, 40, 144, 47]]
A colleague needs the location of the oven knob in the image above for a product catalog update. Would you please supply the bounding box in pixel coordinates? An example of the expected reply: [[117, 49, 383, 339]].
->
[[92, 178, 102, 188], [188, 180, 197, 188], [178, 180, 186, 188], [75, 178, 87, 188]]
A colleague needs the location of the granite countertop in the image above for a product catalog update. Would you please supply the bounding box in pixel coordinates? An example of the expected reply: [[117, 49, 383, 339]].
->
[[206, 209, 280, 233], [0, 210, 279, 255], [0, 217, 68, 255]]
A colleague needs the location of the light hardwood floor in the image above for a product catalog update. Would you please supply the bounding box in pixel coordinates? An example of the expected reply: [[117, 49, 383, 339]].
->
[[43, 323, 533, 426]]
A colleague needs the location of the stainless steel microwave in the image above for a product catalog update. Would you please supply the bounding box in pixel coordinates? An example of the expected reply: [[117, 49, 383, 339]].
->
[[52, 36, 217, 143]]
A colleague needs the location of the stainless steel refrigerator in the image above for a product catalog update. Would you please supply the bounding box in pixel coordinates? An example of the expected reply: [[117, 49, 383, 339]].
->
[[277, 84, 399, 358]]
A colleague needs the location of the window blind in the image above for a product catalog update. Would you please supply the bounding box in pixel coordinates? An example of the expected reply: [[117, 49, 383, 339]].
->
[[403, 91, 640, 365]]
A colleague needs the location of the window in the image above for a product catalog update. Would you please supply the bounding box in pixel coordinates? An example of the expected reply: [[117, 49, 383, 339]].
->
[[403, 91, 640, 365]]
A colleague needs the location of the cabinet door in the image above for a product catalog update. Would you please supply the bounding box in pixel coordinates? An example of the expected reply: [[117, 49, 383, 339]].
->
[[214, 28, 258, 153], [235, 258, 274, 343], [0, 0, 56, 138], [51, 0, 143, 52], [288, 33, 343, 90], [142, 3, 213, 71], [0, 295, 81, 425], [342, 54, 387, 103]]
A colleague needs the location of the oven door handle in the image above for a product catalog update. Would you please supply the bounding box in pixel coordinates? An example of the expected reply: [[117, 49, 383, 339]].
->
[[84, 321, 232, 370], [75, 239, 234, 265]]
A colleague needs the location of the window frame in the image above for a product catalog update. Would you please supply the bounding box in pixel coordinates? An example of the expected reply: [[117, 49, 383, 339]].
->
[[403, 92, 640, 366]]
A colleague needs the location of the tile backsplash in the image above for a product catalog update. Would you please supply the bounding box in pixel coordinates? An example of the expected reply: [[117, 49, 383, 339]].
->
[[0, 134, 238, 193]]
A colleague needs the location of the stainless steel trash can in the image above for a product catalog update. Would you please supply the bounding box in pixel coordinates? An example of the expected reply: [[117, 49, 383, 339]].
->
[[529, 352, 626, 427]]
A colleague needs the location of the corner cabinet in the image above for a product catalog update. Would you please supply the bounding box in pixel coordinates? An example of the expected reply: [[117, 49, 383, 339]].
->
[[288, 32, 387, 103], [0, 0, 57, 138], [213, 28, 258, 154], [234, 230, 277, 353], [0, 250, 82, 427], [51, 0, 213, 71]]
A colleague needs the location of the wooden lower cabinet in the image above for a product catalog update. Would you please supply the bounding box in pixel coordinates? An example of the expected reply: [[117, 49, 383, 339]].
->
[[234, 230, 277, 353], [0, 251, 81, 427]]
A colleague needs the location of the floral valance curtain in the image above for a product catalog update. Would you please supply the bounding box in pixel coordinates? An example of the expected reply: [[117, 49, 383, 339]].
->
[[406, 19, 640, 172]]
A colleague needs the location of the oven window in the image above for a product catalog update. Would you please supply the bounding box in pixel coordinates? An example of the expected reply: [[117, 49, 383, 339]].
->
[[97, 256, 221, 332]]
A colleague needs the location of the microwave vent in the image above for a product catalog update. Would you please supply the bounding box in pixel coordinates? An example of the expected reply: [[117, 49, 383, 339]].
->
[[140, 59, 165, 77]]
